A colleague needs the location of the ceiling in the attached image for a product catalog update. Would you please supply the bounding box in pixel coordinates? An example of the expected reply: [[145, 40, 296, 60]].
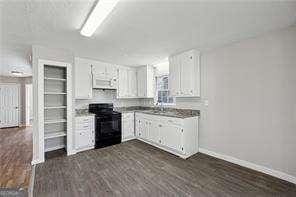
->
[[1, 0, 296, 68]]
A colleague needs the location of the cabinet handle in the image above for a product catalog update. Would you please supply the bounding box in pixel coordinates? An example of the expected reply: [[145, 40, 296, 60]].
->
[[159, 140, 161, 143], [181, 129, 183, 133], [158, 124, 162, 127]]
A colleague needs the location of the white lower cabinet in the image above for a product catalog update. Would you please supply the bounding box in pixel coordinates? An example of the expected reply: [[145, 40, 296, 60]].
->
[[122, 112, 135, 142], [135, 113, 199, 159], [75, 116, 95, 152]]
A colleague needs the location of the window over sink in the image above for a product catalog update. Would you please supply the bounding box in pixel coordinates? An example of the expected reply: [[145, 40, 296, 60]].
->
[[154, 59, 175, 105]]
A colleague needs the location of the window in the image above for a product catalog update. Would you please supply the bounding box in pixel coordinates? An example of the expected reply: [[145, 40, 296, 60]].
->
[[155, 75, 174, 105]]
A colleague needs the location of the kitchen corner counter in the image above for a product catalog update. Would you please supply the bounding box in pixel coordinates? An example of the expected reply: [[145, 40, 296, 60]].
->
[[114, 106, 200, 119], [75, 109, 95, 117]]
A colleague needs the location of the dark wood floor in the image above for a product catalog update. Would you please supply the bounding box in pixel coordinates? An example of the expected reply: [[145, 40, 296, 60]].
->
[[34, 140, 296, 197], [0, 126, 32, 189]]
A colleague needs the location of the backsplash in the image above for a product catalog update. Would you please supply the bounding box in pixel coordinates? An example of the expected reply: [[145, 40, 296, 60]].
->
[[75, 89, 141, 109]]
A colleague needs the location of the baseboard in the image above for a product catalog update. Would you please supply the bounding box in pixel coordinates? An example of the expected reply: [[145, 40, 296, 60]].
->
[[199, 148, 296, 185]]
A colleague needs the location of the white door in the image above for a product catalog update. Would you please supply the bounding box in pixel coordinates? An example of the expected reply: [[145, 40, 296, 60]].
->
[[0, 84, 20, 128]]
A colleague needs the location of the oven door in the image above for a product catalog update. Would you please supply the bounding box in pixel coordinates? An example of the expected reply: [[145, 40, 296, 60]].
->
[[95, 114, 121, 147]]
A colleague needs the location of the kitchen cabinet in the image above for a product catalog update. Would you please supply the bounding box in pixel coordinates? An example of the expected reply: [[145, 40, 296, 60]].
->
[[137, 65, 154, 98], [135, 112, 199, 159], [92, 60, 118, 89], [122, 112, 135, 142], [128, 69, 138, 97], [169, 50, 200, 97], [75, 116, 95, 152], [118, 67, 129, 98], [117, 67, 137, 98], [74, 57, 93, 99]]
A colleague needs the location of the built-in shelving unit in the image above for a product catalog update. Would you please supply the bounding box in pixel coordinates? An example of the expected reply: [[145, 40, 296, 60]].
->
[[44, 64, 68, 153], [37, 59, 73, 163]]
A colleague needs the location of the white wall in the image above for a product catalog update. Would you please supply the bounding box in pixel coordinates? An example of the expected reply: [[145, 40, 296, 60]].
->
[[0, 76, 32, 125], [0, 44, 32, 77], [199, 26, 296, 178], [142, 26, 296, 181]]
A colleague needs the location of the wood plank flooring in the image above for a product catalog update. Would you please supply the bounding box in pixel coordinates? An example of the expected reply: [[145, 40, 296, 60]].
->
[[0, 127, 32, 190], [34, 140, 296, 197]]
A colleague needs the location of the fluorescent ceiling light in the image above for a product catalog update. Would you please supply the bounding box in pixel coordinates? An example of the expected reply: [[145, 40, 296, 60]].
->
[[80, 0, 119, 37]]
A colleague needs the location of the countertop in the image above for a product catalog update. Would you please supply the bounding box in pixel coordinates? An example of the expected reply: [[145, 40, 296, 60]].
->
[[76, 106, 200, 119], [75, 109, 95, 117], [114, 106, 200, 119]]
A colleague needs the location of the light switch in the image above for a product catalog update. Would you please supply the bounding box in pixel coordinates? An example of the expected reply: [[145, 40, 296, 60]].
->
[[204, 100, 209, 106]]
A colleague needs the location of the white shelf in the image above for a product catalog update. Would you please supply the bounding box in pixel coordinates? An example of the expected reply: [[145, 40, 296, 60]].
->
[[44, 77, 66, 81], [45, 131, 66, 139], [45, 106, 67, 109], [45, 145, 65, 152], [45, 119, 67, 124], [44, 92, 67, 95]]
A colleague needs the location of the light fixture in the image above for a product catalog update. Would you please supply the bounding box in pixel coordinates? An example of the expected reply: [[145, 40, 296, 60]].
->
[[80, 0, 119, 37], [11, 70, 24, 76]]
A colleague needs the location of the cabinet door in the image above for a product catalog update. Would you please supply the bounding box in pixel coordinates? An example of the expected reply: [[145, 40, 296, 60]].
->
[[159, 123, 183, 153], [74, 58, 92, 99], [169, 56, 181, 97], [106, 65, 117, 79], [148, 121, 159, 143], [137, 67, 146, 97], [122, 113, 134, 141], [136, 118, 145, 138], [180, 51, 195, 96], [76, 130, 91, 149], [92, 61, 106, 78], [118, 68, 129, 98], [128, 69, 137, 97]]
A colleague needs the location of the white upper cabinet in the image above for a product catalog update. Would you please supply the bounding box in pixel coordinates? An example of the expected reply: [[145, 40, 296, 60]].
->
[[128, 69, 138, 97], [92, 60, 118, 90], [137, 65, 154, 98], [74, 57, 93, 99], [117, 67, 129, 98], [169, 50, 200, 97], [117, 67, 137, 98]]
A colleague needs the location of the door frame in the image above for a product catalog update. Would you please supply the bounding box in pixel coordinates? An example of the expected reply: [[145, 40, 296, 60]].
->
[[0, 83, 20, 128], [25, 84, 33, 126]]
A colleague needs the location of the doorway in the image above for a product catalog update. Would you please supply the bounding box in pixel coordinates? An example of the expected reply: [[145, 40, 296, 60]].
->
[[0, 83, 20, 128]]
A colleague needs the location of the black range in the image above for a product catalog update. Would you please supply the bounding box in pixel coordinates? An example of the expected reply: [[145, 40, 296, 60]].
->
[[89, 103, 121, 149]]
